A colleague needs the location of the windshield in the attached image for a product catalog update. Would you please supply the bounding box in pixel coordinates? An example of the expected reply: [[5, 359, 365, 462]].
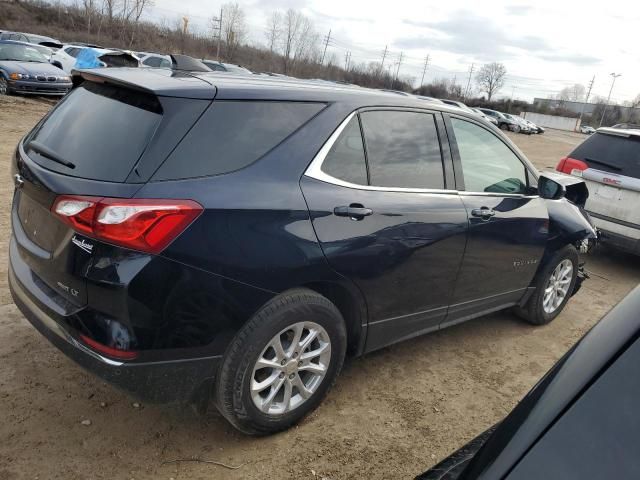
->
[[0, 43, 49, 62]]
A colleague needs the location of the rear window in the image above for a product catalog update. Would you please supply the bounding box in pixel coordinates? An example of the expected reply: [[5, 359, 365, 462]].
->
[[571, 132, 640, 178], [26, 82, 162, 182], [153, 101, 324, 180]]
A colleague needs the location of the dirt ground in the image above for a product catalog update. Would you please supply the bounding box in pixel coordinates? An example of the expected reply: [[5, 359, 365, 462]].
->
[[1, 97, 639, 480]]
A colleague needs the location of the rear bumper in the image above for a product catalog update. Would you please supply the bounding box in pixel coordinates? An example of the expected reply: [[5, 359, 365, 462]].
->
[[9, 254, 220, 405], [589, 213, 640, 255]]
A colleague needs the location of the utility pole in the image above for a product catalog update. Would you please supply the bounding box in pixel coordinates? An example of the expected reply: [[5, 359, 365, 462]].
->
[[344, 51, 352, 71], [392, 51, 403, 89], [509, 86, 517, 113], [320, 29, 331, 65], [379, 45, 388, 76], [576, 75, 595, 131], [599, 73, 621, 127], [212, 7, 222, 61], [420, 54, 431, 87], [463, 63, 474, 100]]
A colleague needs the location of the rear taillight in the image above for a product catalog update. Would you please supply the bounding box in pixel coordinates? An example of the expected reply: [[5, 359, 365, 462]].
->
[[52, 196, 202, 254], [556, 157, 588, 176], [80, 334, 138, 360]]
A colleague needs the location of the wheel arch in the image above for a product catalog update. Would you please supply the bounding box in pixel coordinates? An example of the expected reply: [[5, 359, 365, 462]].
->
[[302, 280, 368, 357]]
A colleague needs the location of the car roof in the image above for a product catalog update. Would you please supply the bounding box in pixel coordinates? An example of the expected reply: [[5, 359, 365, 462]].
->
[[597, 127, 640, 138], [74, 67, 482, 114]]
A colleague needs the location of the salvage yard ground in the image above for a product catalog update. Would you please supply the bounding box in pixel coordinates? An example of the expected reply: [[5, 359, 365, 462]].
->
[[1, 96, 639, 480]]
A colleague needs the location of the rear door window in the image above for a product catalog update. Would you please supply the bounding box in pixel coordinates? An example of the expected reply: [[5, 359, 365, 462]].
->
[[570, 132, 640, 178], [359, 110, 445, 189], [321, 117, 368, 185], [153, 101, 324, 180], [25, 82, 162, 182]]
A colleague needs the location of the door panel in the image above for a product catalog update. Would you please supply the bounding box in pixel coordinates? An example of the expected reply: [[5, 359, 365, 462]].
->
[[445, 115, 549, 325], [447, 194, 548, 323], [301, 177, 468, 350]]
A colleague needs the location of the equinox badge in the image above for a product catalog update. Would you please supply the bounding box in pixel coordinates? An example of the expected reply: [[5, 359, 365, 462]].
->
[[72, 236, 94, 254]]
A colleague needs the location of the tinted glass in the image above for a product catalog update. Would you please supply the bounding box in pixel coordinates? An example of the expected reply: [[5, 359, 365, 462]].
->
[[360, 111, 444, 189], [154, 101, 324, 180], [26, 82, 162, 182], [321, 117, 367, 185], [570, 132, 640, 178], [143, 56, 161, 67], [451, 118, 528, 194]]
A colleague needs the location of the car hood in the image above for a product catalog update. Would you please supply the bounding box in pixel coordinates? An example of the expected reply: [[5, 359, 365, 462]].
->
[[0, 60, 65, 76]]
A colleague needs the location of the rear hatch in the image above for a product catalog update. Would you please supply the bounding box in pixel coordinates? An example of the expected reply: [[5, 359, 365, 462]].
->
[[559, 129, 640, 238], [12, 75, 213, 310]]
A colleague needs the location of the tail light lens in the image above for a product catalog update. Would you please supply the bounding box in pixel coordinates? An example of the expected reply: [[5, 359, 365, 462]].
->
[[556, 157, 588, 176], [52, 196, 202, 254], [80, 334, 138, 360]]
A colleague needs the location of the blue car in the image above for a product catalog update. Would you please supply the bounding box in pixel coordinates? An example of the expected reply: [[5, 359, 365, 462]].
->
[[9, 68, 597, 435], [0, 40, 71, 96]]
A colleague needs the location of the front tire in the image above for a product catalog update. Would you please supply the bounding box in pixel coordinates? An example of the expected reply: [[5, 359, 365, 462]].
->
[[516, 245, 579, 325], [0, 77, 8, 96], [215, 288, 347, 435]]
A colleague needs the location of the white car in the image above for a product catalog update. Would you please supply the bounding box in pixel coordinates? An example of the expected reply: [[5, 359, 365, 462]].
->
[[51, 45, 140, 73], [580, 125, 596, 135], [50, 44, 92, 73], [557, 127, 640, 254]]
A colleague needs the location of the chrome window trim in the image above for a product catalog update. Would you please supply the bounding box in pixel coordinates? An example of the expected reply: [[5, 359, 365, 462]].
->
[[304, 110, 540, 199], [304, 111, 455, 195]]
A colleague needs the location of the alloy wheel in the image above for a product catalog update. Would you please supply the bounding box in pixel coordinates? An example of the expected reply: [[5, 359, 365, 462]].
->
[[0, 78, 7, 95], [251, 321, 331, 415], [543, 259, 574, 314]]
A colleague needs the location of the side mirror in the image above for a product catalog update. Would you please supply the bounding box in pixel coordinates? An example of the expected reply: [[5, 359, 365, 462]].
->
[[538, 174, 566, 200]]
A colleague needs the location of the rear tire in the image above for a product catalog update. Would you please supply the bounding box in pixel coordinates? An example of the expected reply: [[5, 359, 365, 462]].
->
[[215, 288, 347, 435], [499, 122, 509, 130], [516, 245, 579, 325]]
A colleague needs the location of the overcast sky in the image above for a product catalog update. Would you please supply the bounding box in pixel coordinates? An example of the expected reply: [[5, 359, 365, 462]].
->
[[147, 0, 640, 103]]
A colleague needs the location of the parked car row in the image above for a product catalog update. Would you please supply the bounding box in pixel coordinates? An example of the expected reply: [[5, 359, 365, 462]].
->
[[0, 29, 255, 97]]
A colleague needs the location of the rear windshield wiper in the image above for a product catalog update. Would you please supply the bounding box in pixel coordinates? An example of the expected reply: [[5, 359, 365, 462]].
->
[[26, 141, 76, 169], [584, 157, 622, 171]]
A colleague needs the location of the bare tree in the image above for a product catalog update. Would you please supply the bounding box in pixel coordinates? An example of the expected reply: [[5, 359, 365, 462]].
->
[[557, 83, 586, 102], [265, 11, 282, 54], [475, 62, 507, 101], [219, 2, 246, 61], [279, 9, 317, 74]]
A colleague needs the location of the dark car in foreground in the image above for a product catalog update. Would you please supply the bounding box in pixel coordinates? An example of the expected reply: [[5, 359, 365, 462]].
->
[[418, 285, 640, 480], [201, 59, 252, 74], [557, 127, 640, 254], [9, 68, 596, 435], [477, 108, 518, 131], [0, 40, 71, 95], [0, 31, 61, 46]]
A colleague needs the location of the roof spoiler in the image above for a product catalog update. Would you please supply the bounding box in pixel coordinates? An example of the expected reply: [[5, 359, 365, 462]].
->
[[39, 41, 63, 49], [170, 54, 211, 72]]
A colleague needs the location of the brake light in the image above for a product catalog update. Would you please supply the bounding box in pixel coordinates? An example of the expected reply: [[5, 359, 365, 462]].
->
[[52, 196, 202, 254], [556, 157, 588, 176], [80, 334, 138, 360]]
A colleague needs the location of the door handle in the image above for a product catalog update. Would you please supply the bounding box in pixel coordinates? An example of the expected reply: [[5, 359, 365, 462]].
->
[[471, 207, 496, 219], [334, 204, 373, 220]]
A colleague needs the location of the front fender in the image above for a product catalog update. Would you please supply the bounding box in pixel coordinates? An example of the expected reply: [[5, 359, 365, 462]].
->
[[545, 198, 598, 251]]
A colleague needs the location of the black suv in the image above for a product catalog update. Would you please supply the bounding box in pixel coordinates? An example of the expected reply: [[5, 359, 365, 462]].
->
[[9, 68, 596, 434]]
